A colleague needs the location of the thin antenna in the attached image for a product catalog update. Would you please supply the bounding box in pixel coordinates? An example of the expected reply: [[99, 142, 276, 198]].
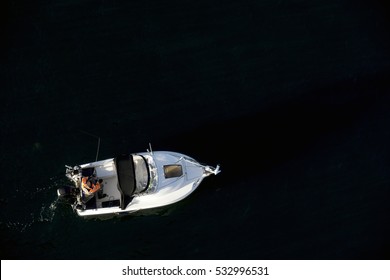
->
[[148, 142, 153, 155], [95, 137, 100, 161], [78, 130, 101, 161]]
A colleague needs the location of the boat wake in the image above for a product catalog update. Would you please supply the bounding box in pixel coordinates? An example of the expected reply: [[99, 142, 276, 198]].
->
[[2, 177, 63, 233], [3, 200, 59, 233], [38, 198, 59, 223]]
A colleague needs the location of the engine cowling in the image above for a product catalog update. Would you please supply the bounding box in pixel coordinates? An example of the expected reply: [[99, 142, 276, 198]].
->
[[57, 186, 78, 204]]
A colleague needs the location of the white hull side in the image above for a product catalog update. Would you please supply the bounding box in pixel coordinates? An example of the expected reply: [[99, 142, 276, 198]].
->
[[75, 151, 217, 217]]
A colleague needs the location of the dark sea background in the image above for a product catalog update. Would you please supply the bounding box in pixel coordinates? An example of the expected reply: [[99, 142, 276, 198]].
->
[[1, 0, 390, 260]]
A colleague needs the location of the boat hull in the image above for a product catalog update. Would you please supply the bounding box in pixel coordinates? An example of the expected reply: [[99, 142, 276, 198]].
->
[[60, 151, 220, 218]]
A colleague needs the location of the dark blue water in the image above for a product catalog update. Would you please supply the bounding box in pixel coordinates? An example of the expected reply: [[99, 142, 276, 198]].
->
[[1, 0, 390, 260]]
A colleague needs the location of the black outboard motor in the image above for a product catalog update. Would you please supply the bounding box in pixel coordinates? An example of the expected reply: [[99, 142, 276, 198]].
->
[[57, 186, 79, 204]]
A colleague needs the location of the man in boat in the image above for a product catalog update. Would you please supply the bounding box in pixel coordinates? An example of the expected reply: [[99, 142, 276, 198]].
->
[[81, 176, 102, 195]]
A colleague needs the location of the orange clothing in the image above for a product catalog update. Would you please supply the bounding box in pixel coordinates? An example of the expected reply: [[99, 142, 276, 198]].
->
[[89, 182, 101, 194], [82, 177, 101, 194]]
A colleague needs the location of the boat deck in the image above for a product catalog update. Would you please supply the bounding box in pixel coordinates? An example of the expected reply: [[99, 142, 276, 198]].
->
[[97, 176, 121, 207], [83, 174, 121, 210]]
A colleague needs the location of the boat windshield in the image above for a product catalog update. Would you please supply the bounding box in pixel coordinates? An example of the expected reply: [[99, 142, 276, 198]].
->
[[133, 155, 150, 193], [142, 154, 158, 193]]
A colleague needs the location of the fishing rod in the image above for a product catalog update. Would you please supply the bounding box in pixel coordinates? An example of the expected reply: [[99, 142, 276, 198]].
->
[[78, 130, 101, 162]]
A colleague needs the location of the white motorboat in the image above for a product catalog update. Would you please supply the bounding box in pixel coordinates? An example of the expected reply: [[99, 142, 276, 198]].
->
[[57, 148, 220, 217]]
